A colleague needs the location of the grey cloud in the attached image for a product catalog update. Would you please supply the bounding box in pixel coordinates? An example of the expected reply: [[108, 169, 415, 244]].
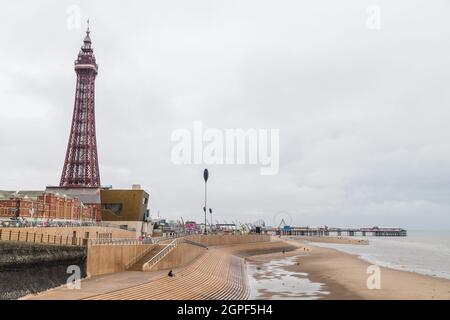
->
[[1, 0, 449, 229]]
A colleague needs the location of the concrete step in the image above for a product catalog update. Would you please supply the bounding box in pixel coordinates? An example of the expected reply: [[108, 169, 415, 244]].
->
[[85, 248, 249, 300]]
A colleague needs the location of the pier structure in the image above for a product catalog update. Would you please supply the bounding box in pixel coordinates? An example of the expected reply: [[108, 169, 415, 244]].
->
[[269, 226, 407, 237]]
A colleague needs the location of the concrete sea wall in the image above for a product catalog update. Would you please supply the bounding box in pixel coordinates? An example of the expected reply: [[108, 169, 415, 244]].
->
[[186, 234, 271, 246], [87, 243, 156, 276], [149, 243, 206, 272], [0, 241, 87, 300]]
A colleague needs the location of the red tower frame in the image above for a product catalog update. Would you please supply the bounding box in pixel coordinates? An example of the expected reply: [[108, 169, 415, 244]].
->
[[60, 26, 101, 188]]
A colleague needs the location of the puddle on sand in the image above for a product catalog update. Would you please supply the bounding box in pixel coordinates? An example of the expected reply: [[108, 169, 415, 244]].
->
[[247, 256, 330, 300]]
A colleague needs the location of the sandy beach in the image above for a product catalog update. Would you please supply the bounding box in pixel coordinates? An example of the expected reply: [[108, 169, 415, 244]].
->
[[245, 238, 450, 300], [286, 236, 368, 245]]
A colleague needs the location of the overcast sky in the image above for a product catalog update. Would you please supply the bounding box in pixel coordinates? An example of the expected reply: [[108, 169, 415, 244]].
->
[[1, 0, 450, 229]]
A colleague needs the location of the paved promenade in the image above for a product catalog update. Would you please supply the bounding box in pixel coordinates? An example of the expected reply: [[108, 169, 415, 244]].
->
[[24, 240, 293, 300], [86, 247, 249, 300]]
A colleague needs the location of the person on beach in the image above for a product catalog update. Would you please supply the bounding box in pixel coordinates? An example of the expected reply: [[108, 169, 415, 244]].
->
[[168, 270, 174, 277]]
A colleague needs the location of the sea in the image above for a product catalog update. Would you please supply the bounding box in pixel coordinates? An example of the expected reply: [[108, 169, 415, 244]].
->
[[310, 230, 450, 280], [246, 230, 450, 299]]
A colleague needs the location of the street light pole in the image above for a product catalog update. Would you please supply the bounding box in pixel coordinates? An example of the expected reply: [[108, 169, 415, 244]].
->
[[203, 169, 209, 235], [209, 208, 213, 232]]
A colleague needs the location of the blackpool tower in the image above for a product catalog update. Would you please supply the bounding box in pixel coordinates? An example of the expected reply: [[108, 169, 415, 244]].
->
[[60, 24, 101, 188]]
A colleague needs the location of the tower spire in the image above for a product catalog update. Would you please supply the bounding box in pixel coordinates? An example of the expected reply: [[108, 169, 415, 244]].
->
[[82, 19, 92, 51]]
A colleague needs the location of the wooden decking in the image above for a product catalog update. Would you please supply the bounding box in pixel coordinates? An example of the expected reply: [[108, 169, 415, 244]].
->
[[85, 247, 249, 300]]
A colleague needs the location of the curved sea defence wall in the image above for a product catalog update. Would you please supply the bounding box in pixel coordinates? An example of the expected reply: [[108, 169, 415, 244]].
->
[[86, 245, 250, 300], [149, 243, 207, 272], [0, 241, 87, 300], [185, 234, 271, 246], [87, 243, 156, 276]]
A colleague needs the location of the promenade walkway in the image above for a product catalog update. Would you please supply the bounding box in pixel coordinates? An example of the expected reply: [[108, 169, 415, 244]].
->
[[86, 247, 249, 300], [24, 240, 294, 300]]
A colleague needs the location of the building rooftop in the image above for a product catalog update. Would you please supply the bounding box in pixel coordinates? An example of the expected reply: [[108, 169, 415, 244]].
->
[[0, 190, 77, 201]]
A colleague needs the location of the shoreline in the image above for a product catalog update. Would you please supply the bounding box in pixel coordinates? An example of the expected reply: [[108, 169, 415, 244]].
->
[[283, 236, 369, 245], [246, 238, 450, 300]]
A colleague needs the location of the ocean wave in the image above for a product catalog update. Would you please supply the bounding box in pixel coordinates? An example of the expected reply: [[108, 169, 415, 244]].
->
[[310, 231, 450, 281]]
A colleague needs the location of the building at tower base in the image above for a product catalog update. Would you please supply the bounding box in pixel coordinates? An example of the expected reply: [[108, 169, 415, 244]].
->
[[99, 184, 151, 234], [0, 190, 96, 223], [46, 186, 102, 221]]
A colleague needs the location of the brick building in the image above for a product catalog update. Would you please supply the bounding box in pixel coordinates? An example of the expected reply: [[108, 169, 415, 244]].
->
[[0, 191, 96, 221]]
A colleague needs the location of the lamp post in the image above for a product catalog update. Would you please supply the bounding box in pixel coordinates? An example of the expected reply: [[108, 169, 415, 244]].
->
[[203, 206, 206, 233], [209, 208, 213, 232], [203, 169, 209, 235]]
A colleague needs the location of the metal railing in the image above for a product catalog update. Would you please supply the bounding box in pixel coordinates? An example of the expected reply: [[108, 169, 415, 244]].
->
[[183, 238, 209, 248], [0, 228, 85, 246], [142, 238, 184, 271], [87, 233, 186, 246], [88, 238, 146, 246], [0, 225, 190, 249], [125, 244, 157, 270], [0, 220, 132, 229]]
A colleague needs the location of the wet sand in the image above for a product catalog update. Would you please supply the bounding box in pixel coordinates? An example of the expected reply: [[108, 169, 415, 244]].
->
[[285, 236, 368, 245], [245, 239, 450, 300], [246, 249, 334, 299]]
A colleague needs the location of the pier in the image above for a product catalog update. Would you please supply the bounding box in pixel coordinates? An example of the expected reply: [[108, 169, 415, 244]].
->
[[269, 226, 407, 237]]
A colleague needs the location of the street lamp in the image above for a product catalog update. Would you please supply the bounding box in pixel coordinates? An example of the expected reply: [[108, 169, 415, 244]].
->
[[203, 169, 209, 235], [203, 206, 206, 233], [209, 208, 213, 232]]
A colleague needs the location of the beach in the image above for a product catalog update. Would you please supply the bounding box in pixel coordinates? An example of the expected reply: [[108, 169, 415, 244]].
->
[[246, 238, 450, 300]]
